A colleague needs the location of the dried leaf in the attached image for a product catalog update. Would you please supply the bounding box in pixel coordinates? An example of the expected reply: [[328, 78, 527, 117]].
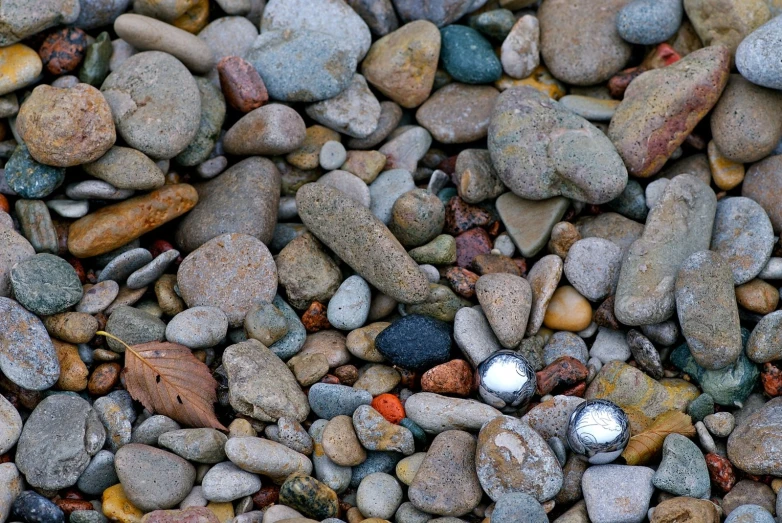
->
[[99, 331, 226, 431], [621, 410, 695, 465]]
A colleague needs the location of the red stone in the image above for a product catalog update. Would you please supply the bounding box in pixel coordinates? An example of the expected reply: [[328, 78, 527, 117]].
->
[[252, 486, 280, 509], [55, 499, 93, 515], [39, 27, 88, 75], [217, 56, 269, 112], [333, 365, 358, 385], [560, 381, 586, 397], [455, 228, 492, 268], [301, 301, 331, 333], [761, 362, 782, 397], [470, 253, 520, 276], [436, 155, 458, 175], [444, 196, 493, 235], [421, 359, 473, 396], [535, 356, 588, 395], [705, 452, 736, 492], [67, 256, 87, 284], [0, 194, 8, 214], [594, 296, 620, 330], [444, 266, 479, 298], [319, 374, 340, 385]]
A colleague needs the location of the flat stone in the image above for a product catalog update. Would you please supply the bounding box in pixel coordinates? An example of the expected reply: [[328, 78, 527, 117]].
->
[[201, 462, 261, 503], [652, 433, 710, 497], [404, 392, 502, 433], [77, 280, 119, 314], [497, 193, 569, 258], [10, 253, 82, 315], [105, 305, 165, 352], [327, 275, 371, 330], [126, 249, 180, 289], [0, 297, 60, 390], [225, 437, 312, 483], [416, 84, 498, 144], [305, 74, 380, 139], [582, 465, 655, 523], [710, 197, 774, 285], [115, 444, 196, 511]]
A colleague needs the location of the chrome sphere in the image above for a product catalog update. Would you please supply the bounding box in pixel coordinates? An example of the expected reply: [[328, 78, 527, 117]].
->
[[566, 399, 630, 464], [476, 350, 537, 411]]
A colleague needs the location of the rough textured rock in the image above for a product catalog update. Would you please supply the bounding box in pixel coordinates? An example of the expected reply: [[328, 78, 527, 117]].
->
[[684, 0, 769, 59], [742, 155, 782, 233], [727, 396, 782, 475], [475, 274, 531, 348], [0, 297, 60, 390]]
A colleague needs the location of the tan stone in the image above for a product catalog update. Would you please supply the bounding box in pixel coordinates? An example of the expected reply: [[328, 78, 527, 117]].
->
[[736, 278, 780, 314], [53, 340, 88, 392], [543, 285, 592, 332], [708, 140, 744, 190]]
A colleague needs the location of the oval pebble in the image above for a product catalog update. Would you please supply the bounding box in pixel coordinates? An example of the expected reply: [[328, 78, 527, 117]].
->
[[126, 249, 180, 289], [165, 306, 229, 349], [98, 248, 153, 283], [326, 275, 371, 330]]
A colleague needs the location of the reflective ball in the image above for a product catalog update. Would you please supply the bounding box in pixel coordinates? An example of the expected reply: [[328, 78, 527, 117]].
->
[[566, 399, 630, 464], [476, 350, 536, 411]]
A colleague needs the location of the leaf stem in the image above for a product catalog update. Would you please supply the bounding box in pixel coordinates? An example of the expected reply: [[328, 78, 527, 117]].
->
[[96, 330, 139, 356]]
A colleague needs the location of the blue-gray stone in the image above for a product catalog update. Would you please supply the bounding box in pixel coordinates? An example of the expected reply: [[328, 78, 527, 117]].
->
[[737, 16, 782, 90], [308, 383, 372, 420], [399, 418, 427, 447], [10, 253, 83, 315], [440, 25, 502, 85], [470, 9, 515, 41], [77, 450, 118, 496], [375, 314, 452, 370], [687, 394, 715, 422], [608, 179, 647, 221], [245, 30, 357, 102], [270, 295, 306, 360], [11, 492, 64, 523], [725, 505, 775, 523], [652, 433, 710, 498], [175, 77, 226, 167], [98, 248, 153, 283], [616, 0, 683, 45], [70, 511, 107, 523], [491, 493, 547, 523], [350, 451, 403, 488], [72, 0, 130, 30], [4, 144, 65, 199]]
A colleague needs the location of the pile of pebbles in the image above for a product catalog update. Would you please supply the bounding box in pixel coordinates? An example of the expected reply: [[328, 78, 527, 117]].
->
[[4, 0, 782, 522]]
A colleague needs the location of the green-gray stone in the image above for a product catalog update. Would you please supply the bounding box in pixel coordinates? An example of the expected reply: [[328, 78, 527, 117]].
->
[[10, 253, 83, 315], [408, 234, 456, 265], [687, 394, 715, 422], [607, 179, 647, 221], [437, 187, 457, 205], [14, 199, 58, 254], [79, 32, 112, 86], [652, 433, 710, 498], [399, 418, 427, 447], [671, 328, 758, 407], [70, 511, 108, 523], [174, 77, 226, 167], [469, 9, 515, 41], [104, 305, 166, 353], [4, 144, 64, 199], [440, 25, 502, 84], [496, 193, 569, 258], [403, 283, 466, 322], [279, 474, 338, 520]]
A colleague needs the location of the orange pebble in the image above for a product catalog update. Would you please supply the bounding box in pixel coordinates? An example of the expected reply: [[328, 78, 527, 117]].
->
[[0, 193, 8, 213], [372, 393, 405, 424]]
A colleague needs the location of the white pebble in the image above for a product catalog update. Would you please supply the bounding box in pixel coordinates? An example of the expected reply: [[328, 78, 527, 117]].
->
[[319, 140, 347, 171]]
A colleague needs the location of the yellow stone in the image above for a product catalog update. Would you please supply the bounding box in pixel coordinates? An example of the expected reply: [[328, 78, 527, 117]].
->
[[495, 66, 566, 100], [286, 125, 341, 170], [346, 507, 364, 523], [542, 285, 592, 331], [395, 452, 426, 486], [172, 0, 209, 33], [0, 44, 42, 97], [341, 150, 387, 184], [206, 502, 234, 523], [772, 478, 782, 494], [227, 418, 256, 438], [708, 140, 744, 190], [736, 278, 779, 314], [103, 484, 143, 523], [53, 340, 88, 392]]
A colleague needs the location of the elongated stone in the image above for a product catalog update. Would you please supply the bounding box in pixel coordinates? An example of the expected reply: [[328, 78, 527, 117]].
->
[[296, 183, 429, 304], [614, 174, 717, 326], [68, 184, 198, 258]]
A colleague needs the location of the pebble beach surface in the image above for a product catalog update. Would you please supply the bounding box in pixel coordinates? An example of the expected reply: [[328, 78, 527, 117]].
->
[[2, 1, 782, 523]]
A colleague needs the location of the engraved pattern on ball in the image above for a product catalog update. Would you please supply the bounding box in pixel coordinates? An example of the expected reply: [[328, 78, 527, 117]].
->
[[566, 399, 630, 464], [476, 350, 537, 411]]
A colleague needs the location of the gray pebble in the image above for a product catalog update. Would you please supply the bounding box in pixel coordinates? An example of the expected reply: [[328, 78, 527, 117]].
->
[[131, 415, 181, 445], [94, 395, 132, 452], [308, 383, 372, 420], [645, 178, 668, 210], [179, 485, 207, 509], [544, 331, 588, 365], [105, 305, 166, 353], [491, 492, 547, 523], [327, 275, 371, 330], [590, 327, 631, 364], [159, 428, 227, 464], [77, 280, 120, 314], [627, 329, 663, 380], [127, 249, 180, 289], [405, 392, 502, 434], [0, 394, 21, 454], [269, 295, 307, 360], [201, 461, 261, 502], [351, 451, 402, 489], [320, 141, 348, 171], [77, 450, 119, 497], [66, 180, 134, 200], [454, 306, 501, 367], [564, 238, 622, 301], [317, 169, 371, 207], [379, 127, 432, 174], [46, 199, 89, 218], [695, 420, 717, 454], [704, 411, 735, 437], [306, 74, 381, 139], [652, 433, 710, 498], [309, 419, 352, 494], [11, 253, 83, 315], [737, 15, 782, 90], [357, 472, 403, 520], [640, 320, 680, 347], [725, 505, 775, 523], [616, 0, 683, 44], [165, 306, 228, 349], [115, 443, 196, 511], [711, 197, 775, 285], [369, 169, 416, 224], [98, 248, 153, 283], [395, 501, 431, 523], [197, 156, 227, 179], [224, 437, 312, 483], [582, 465, 655, 523]]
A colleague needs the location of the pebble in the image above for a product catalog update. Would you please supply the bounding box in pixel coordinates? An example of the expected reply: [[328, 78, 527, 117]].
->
[[317, 170, 371, 208], [126, 249, 180, 289], [102, 483, 143, 523], [224, 104, 305, 156], [475, 273, 531, 348], [491, 493, 547, 523], [10, 253, 81, 315], [404, 392, 502, 433], [615, 175, 717, 326], [77, 450, 119, 497], [542, 285, 593, 332], [279, 474, 337, 520], [608, 46, 730, 178], [736, 278, 779, 313], [705, 411, 736, 437], [276, 232, 341, 309], [0, 44, 42, 96], [132, 415, 181, 446], [453, 149, 505, 205], [309, 419, 352, 493], [501, 15, 539, 80], [165, 307, 228, 349], [361, 20, 440, 108], [416, 84, 498, 144], [99, 248, 153, 283], [725, 505, 775, 523], [374, 314, 451, 370], [617, 0, 683, 44], [115, 444, 196, 511], [728, 396, 782, 474], [201, 462, 261, 502], [4, 144, 65, 199], [177, 233, 277, 327], [650, 497, 720, 523], [582, 465, 655, 523], [368, 169, 415, 224], [356, 473, 402, 520], [77, 280, 119, 314], [711, 197, 774, 285], [94, 395, 132, 452], [652, 433, 710, 498], [11, 492, 64, 523], [0, 464, 23, 523], [723, 480, 776, 515], [158, 428, 227, 464], [748, 310, 782, 363], [16, 395, 105, 490], [686, 0, 769, 58], [308, 383, 372, 419], [0, 393, 21, 454], [216, 56, 267, 113], [440, 25, 501, 84], [742, 155, 782, 232], [319, 142, 347, 171], [105, 305, 166, 352], [66, 180, 134, 201], [245, 30, 356, 103], [327, 275, 371, 330], [306, 74, 380, 140], [564, 238, 622, 301], [45, 199, 88, 219], [297, 183, 429, 304]]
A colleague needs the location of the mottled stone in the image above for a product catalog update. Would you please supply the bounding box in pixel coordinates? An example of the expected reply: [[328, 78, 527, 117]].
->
[[0, 0, 79, 46], [416, 84, 498, 144], [711, 197, 774, 285], [393, 0, 481, 27], [685, 0, 769, 59], [0, 297, 60, 390], [353, 405, 414, 454], [115, 444, 195, 511], [305, 74, 380, 139], [84, 146, 164, 190], [223, 104, 306, 156]]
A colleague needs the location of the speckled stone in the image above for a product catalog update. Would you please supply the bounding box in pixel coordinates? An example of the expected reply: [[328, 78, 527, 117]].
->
[[375, 314, 451, 370], [686, 0, 769, 59], [652, 433, 710, 498], [416, 84, 499, 144], [748, 311, 782, 363], [736, 14, 782, 90], [77, 450, 118, 497], [278, 474, 338, 520], [404, 392, 502, 434], [115, 444, 196, 511], [711, 197, 774, 285], [475, 273, 531, 348], [83, 146, 164, 191], [728, 396, 782, 474], [617, 0, 683, 44], [276, 232, 341, 310], [223, 104, 306, 156], [564, 238, 622, 301], [582, 465, 655, 523], [4, 144, 64, 199], [10, 491, 64, 523], [11, 253, 82, 315], [353, 405, 414, 455], [305, 74, 381, 139], [440, 25, 502, 84], [201, 462, 261, 503], [174, 77, 226, 166]]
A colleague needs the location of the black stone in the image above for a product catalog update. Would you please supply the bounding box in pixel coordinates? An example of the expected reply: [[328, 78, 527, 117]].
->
[[11, 492, 65, 523], [375, 314, 452, 370]]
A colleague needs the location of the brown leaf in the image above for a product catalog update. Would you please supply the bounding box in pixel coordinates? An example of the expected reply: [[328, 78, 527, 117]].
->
[[99, 331, 226, 431], [621, 410, 695, 465]]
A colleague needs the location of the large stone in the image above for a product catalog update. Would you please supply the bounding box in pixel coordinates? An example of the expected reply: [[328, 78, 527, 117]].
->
[[275, 232, 342, 310], [608, 45, 730, 178], [115, 444, 196, 511], [736, 14, 782, 90], [416, 84, 498, 144], [582, 465, 655, 523], [296, 183, 429, 304], [614, 175, 717, 326], [83, 146, 165, 190], [652, 434, 710, 498], [475, 273, 531, 348], [223, 339, 309, 423], [225, 437, 312, 483], [488, 86, 626, 205], [392, 0, 480, 27], [0, 297, 60, 390], [684, 0, 769, 59], [404, 392, 502, 433], [0, 0, 79, 46], [727, 396, 782, 475]]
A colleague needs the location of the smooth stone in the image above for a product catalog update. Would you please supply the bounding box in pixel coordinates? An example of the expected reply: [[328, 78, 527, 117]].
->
[[4, 144, 64, 199], [523, 395, 584, 441], [737, 15, 782, 90], [46, 199, 89, 218], [77, 450, 118, 497], [321, 415, 366, 467], [245, 30, 356, 103], [727, 396, 782, 474], [489, 87, 626, 204], [316, 170, 371, 208], [614, 175, 717, 326], [327, 275, 371, 330], [608, 179, 647, 221], [174, 77, 226, 167], [393, 0, 483, 27], [686, 0, 769, 58], [308, 420, 351, 494], [704, 411, 735, 437], [743, 155, 782, 233], [99, 248, 153, 283], [93, 395, 131, 452], [538, 0, 631, 85], [10, 253, 81, 315], [675, 251, 742, 370], [608, 45, 730, 178], [576, 212, 644, 257], [404, 392, 502, 433], [223, 104, 306, 156], [165, 307, 228, 349], [77, 280, 119, 314], [353, 405, 414, 455], [223, 339, 309, 422], [524, 256, 563, 338], [491, 493, 547, 523], [126, 249, 179, 289], [158, 428, 227, 464], [115, 444, 196, 511], [0, 228, 34, 297], [453, 149, 505, 204], [105, 305, 165, 352], [544, 332, 588, 365], [476, 415, 563, 502], [582, 465, 655, 523], [244, 302, 288, 347], [475, 273, 531, 348], [711, 197, 774, 285], [0, 463, 23, 523], [564, 238, 622, 301], [307, 383, 372, 420], [16, 395, 105, 490], [319, 142, 347, 171], [617, 0, 683, 44], [350, 450, 403, 489], [305, 74, 380, 139], [356, 473, 402, 520], [650, 497, 720, 523], [198, 16, 257, 85], [652, 434, 710, 497], [0, 44, 42, 96], [379, 126, 431, 173], [10, 492, 64, 523], [559, 95, 620, 122], [500, 15, 540, 79], [496, 193, 569, 258], [361, 20, 440, 108], [748, 310, 782, 363], [724, 505, 775, 523], [453, 306, 501, 366], [270, 295, 307, 360], [416, 84, 498, 144], [201, 462, 261, 503], [375, 314, 451, 370], [440, 25, 501, 84], [276, 232, 341, 309], [369, 169, 416, 224], [542, 285, 593, 332], [65, 180, 133, 200], [0, 394, 21, 454], [132, 415, 181, 446], [177, 233, 277, 327], [225, 437, 312, 483], [297, 183, 429, 304]]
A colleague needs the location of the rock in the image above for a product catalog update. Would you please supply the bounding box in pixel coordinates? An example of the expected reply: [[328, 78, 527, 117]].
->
[[317, 170, 371, 208], [327, 275, 371, 330], [16, 395, 105, 490], [617, 0, 683, 44], [177, 233, 277, 327], [113, 14, 215, 74], [77, 450, 118, 497], [216, 55, 267, 113], [524, 255, 563, 337], [374, 314, 451, 370], [158, 428, 227, 464], [369, 169, 416, 224], [723, 480, 775, 515], [711, 75, 782, 163], [4, 144, 65, 199], [0, 44, 42, 96], [614, 175, 717, 326], [201, 462, 261, 503], [198, 17, 257, 84], [0, 228, 34, 297], [685, 0, 769, 58], [453, 149, 505, 204], [296, 183, 429, 304], [393, 0, 479, 27], [582, 465, 655, 523], [352, 404, 414, 454], [305, 74, 380, 139], [408, 430, 482, 517], [223, 104, 306, 156], [440, 25, 501, 84], [496, 193, 570, 258], [421, 359, 473, 396], [0, 463, 23, 523], [576, 212, 644, 257], [724, 505, 775, 523], [404, 392, 502, 433], [175, 76, 226, 167], [608, 45, 730, 177], [737, 14, 782, 90], [416, 84, 498, 144], [278, 474, 337, 520], [84, 146, 164, 190], [104, 305, 165, 352], [0, 394, 21, 454], [538, 0, 631, 85], [321, 415, 365, 467], [10, 253, 81, 315], [650, 497, 720, 523], [245, 30, 356, 103], [742, 155, 782, 233], [0, 0, 79, 46], [564, 238, 622, 301], [748, 311, 782, 363], [542, 285, 593, 332], [475, 273, 531, 348], [361, 20, 440, 108], [711, 197, 774, 285], [675, 251, 742, 370], [275, 232, 341, 310], [652, 434, 710, 497], [389, 189, 444, 247], [491, 493, 547, 523], [524, 395, 584, 441], [308, 383, 372, 420], [115, 444, 195, 511], [476, 415, 563, 502], [10, 492, 64, 523], [489, 87, 627, 204], [727, 396, 782, 474], [501, 15, 539, 79], [101, 51, 200, 159], [356, 473, 402, 520]]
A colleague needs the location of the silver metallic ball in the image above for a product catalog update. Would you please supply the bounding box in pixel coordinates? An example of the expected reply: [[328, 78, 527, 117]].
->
[[476, 350, 537, 411], [566, 399, 630, 464]]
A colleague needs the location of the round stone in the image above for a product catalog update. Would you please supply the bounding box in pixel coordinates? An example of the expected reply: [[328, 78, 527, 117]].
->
[[115, 444, 196, 511], [389, 189, 445, 247], [616, 0, 683, 44], [105, 305, 166, 352], [0, 44, 42, 96], [375, 314, 451, 370], [543, 286, 593, 332], [563, 238, 623, 301], [11, 253, 83, 316], [737, 15, 782, 90], [439, 25, 502, 84], [327, 275, 371, 331], [201, 462, 262, 503], [83, 146, 165, 190], [416, 83, 499, 144], [356, 473, 403, 520], [319, 141, 347, 171], [165, 306, 229, 349]]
